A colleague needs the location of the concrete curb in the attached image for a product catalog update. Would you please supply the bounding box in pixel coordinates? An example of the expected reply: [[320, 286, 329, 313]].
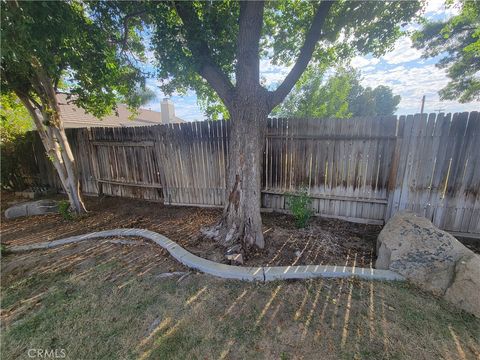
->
[[7, 228, 404, 282]]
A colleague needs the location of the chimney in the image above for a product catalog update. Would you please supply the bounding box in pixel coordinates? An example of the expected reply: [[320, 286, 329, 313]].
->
[[161, 98, 175, 124]]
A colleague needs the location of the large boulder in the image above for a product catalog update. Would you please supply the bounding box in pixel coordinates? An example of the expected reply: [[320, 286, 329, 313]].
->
[[377, 211, 480, 317], [4, 199, 58, 219], [444, 255, 480, 317]]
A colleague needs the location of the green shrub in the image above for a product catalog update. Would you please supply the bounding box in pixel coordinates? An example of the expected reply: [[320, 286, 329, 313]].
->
[[1, 93, 35, 191], [287, 188, 313, 228], [0, 243, 9, 256], [58, 200, 73, 221]]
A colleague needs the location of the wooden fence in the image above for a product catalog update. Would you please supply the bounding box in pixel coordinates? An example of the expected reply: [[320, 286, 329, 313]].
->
[[24, 111, 479, 236]]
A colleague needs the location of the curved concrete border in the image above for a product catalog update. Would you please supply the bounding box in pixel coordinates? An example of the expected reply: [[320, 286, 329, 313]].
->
[[7, 228, 404, 282]]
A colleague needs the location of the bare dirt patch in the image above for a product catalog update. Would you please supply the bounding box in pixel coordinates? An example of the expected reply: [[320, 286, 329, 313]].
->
[[3, 192, 477, 268], [192, 213, 380, 267]]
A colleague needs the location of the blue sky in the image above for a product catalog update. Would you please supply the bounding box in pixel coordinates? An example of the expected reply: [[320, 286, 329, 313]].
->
[[141, 1, 479, 121]]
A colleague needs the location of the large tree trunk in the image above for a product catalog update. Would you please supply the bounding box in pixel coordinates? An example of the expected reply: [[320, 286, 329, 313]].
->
[[16, 83, 87, 215], [176, 1, 334, 250], [204, 102, 267, 250], [52, 126, 87, 215], [42, 127, 86, 215]]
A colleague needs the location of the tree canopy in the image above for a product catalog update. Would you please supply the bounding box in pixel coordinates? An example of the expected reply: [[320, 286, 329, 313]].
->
[[1, 0, 423, 247], [412, 0, 480, 103], [138, 1, 421, 117], [1, 0, 149, 213], [273, 67, 401, 118], [0, 0, 147, 118], [127, 0, 422, 248]]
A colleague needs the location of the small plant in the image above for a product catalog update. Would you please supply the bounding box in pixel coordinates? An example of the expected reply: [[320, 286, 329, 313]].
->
[[58, 200, 74, 221], [287, 187, 313, 228], [0, 243, 9, 256]]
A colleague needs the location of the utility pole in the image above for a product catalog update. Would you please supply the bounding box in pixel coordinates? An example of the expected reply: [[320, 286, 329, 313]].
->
[[420, 95, 426, 115]]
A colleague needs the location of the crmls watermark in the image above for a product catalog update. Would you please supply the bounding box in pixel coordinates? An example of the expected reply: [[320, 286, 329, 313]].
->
[[27, 349, 66, 358]]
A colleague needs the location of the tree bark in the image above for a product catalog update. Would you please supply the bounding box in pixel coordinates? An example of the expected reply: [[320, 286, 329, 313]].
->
[[203, 96, 267, 249], [185, 1, 334, 250], [52, 126, 86, 214], [16, 61, 87, 215]]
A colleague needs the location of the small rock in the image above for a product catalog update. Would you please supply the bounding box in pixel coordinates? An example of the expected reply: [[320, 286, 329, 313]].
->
[[5, 199, 58, 219], [388, 306, 395, 311], [226, 253, 244, 265]]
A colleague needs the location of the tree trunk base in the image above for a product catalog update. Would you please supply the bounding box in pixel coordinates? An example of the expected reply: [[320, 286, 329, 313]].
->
[[201, 213, 265, 253], [205, 101, 267, 252]]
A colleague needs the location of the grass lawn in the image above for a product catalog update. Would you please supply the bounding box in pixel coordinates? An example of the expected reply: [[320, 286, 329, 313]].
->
[[1, 240, 479, 360]]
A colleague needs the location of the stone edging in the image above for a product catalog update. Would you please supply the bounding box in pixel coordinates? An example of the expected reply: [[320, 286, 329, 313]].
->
[[7, 228, 404, 282]]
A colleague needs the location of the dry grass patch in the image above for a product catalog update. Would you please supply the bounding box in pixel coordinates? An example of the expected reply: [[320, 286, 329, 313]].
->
[[1, 241, 479, 360]]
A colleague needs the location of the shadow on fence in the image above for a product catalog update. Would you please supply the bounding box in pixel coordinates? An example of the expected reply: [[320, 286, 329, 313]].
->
[[17, 111, 480, 235]]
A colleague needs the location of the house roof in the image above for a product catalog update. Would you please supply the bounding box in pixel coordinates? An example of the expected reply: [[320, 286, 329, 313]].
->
[[56, 94, 185, 128]]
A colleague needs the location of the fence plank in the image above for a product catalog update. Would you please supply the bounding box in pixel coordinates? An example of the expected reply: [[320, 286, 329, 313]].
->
[[23, 113, 479, 234]]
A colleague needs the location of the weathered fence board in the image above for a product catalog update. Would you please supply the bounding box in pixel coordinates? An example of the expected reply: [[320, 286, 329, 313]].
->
[[387, 111, 479, 234], [24, 111, 480, 235], [262, 116, 398, 224]]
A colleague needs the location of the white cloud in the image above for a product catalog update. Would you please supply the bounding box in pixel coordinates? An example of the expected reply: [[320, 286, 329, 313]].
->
[[360, 64, 480, 114], [425, 0, 449, 15], [381, 37, 423, 65], [144, 49, 156, 63], [425, 0, 461, 17], [351, 56, 380, 69], [361, 66, 376, 73], [260, 58, 292, 87]]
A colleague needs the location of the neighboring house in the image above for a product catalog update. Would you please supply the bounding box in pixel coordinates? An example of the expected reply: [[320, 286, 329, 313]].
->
[[56, 94, 185, 128]]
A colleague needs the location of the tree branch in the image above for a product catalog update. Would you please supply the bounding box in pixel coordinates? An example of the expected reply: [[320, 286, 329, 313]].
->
[[236, 1, 265, 91], [173, 1, 235, 107], [31, 57, 62, 128], [16, 90, 68, 185], [117, 9, 147, 51], [268, 1, 334, 110], [15, 91, 47, 141]]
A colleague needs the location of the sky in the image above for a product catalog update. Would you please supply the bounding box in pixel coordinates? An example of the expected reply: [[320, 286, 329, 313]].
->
[[141, 1, 479, 121]]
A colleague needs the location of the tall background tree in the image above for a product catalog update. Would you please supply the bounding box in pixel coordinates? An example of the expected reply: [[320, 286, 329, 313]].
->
[[1, 1, 147, 214], [111, 0, 421, 250], [412, 0, 480, 102], [273, 67, 401, 118]]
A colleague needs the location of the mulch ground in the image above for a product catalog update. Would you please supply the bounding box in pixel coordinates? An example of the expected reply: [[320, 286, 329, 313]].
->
[[5, 191, 477, 267], [1, 192, 381, 268]]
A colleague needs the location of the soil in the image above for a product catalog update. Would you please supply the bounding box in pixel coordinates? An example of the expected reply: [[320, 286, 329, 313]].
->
[[2, 192, 477, 268], [1, 192, 380, 268], [195, 213, 380, 268]]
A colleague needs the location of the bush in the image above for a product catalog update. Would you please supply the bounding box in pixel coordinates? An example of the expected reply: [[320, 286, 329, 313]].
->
[[0, 134, 33, 190], [58, 200, 73, 221], [0, 243, 9, 256], [287, 188, 313, 228], [1, 93, 36, 190]]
